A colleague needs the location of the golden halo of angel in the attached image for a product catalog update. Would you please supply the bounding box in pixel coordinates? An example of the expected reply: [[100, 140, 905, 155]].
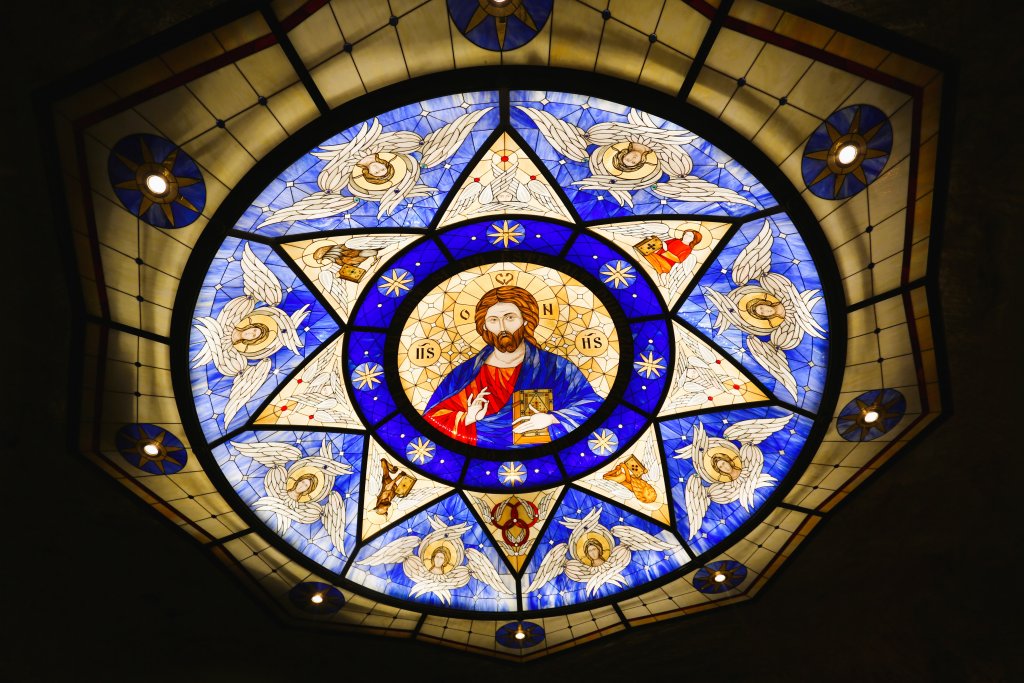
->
[[673, 416, 791, 539], [701, 220, 826, 401], [516, 105, 755, 208], [355, 514, 512, 604], [260, 107, 492, 224], [192, 243, 310, 428], [230, 436, 353, 553], [524, 506, 678, 597]]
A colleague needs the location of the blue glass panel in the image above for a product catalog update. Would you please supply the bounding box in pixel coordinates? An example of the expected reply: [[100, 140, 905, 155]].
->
[[346, 331, 394, 425], [660, 406, 811, 556], [448, 0, 552, 52], [624, 319, 671, 412], [562, 234, 661, 318], [347, 494, 516, 611], [211, 430, 364, 574], [511, 90, 772, 221], [235, 92, 500, 237], [559, 403, 647, 477], [462, 455, 562, 489], [677, 215, 828, 411], [375, 412, 465, 483], [438, 219, 573, 258], [189, 238, 338, 439], [521, 488, 686, 609], [350, 239, 448, 328]]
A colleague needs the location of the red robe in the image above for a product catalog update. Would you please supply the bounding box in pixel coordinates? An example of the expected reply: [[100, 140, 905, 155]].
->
[[644, 238, 693, 274], [423, 364, 522, 445]]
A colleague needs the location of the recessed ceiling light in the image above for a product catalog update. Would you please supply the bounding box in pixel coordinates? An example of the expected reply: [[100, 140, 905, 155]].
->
[[836, 143, 859, 166], [142, 442, 161, 456], [863, 409, 880, 423], [514, 625, 526, 640], [713, 571, 727, 583], [310, 593, 324, 604], [145, 173, 169, 195]]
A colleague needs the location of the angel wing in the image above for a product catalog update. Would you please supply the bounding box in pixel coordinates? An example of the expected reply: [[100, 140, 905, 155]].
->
[[524, 542, 568, 593], [759, 272, 826, 348], [732, 221, 774, 285], [404, 560, 470, 602], [358, 535, 420, 566], [611, 525, 676, 552], [593, 222, 672, 241], [653, 176, 754, 208], [192, 315, 247, 376], [230, 441, 301, 469], [684, 473, 711, 539], [342, 234, 413, 252], [724, 415, 792, 445], [515, 106, 590, 162], [372, 163, 425, 218], [264, 465, 288, 500], [259, 192, 360, 227], [241, 243, 283, 306], [418, 107, 493, 168], [223, 358, 271, 428], [322, 490, 346, 553], [674, 420, 709, 467], [636, 435, 663, 486], [561, 506, 603, 552], [746, 336, 798, 401], [536, 490, 557, 520], [523, 177, 564, 215], [465, 548, 510, 594], [313, 118, 385, 191], [703, 287, 747, 336], [665, 254, 696, 295], [318, 264, 351, 316]]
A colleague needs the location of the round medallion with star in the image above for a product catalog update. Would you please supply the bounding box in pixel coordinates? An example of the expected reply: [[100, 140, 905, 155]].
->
[[836, 389, 906, 441], [447, 0, 553, 51], [108, 134, 206, 228], [116, 423, 188, 474], [802, 104, 893, 200]]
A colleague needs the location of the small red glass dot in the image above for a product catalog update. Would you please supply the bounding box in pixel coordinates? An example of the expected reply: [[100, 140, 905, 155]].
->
[[500, 155, 509, 162], [530, 175, 537, 180], [473, 177, 480, 182]]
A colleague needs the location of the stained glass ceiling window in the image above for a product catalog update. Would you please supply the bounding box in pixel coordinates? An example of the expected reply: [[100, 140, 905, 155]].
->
[[51, 0, 949, 660]]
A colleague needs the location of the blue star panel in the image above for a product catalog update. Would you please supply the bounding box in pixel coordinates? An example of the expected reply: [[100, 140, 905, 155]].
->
[[511, 91, 774, 221], [660, 406, 812, 556], [448, 0, 552, 52], [438, 219, 573, 258], [345, 331, 395, 426], [624, 319, 672, 412], [190, 238, 338, 440], [462, 454, 562, 490], [211, 430, 364, 574], [521, 488, 686, 610], [375, 412, 465, 483], [346, 494, 516, 612], [350, 239, 448, 328], [559, 403, 648, 477], [677, 215, 829, 411], [233, 92, 500, 237], [563, 234, 662, 319]]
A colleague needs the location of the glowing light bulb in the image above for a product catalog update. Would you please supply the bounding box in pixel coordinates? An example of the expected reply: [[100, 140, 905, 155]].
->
[[142, 442, 160, 456], [514, 626, 526, 640], [836, 143, 859, 166], [489, 0, 512, 5], [863, 410, 880, 424], [713, 571, 727, 583], [145, 174, 169, 195], [310, 593, 324, 604]]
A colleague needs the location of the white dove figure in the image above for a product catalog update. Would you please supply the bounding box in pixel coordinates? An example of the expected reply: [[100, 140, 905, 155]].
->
[[192, 244, 310, 428], [517, 106, 754, 209], [702, 220, 826, 401], [524, 506, 676, 598], [674, 416, 790, 539], [233, 436, 352, 553], [444, 145, 564, 218], [664, 327, 737, 411], [261, 108, 492, 224], [356, 514, 511, 605]]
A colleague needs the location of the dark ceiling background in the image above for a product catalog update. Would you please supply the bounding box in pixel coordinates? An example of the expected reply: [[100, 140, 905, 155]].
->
[[1, 1, 1019, 680]]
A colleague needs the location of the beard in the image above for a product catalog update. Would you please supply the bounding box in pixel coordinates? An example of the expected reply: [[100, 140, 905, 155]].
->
[[482, 326, 527, 353]]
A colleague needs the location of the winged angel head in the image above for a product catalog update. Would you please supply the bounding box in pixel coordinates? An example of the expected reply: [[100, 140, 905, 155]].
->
[[674, 415, 791, 539], [702, 221, 826, 401], [193, 244, 310, 428], [525, 506, 678, 598], [356, 514, 511, 605], [260, 107, 492, 225], [231, 437, 353, 554], [517, 106, 755, 209]]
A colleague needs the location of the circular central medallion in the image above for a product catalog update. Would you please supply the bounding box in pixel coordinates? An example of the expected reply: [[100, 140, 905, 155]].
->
[[397, 261, 619, 452]]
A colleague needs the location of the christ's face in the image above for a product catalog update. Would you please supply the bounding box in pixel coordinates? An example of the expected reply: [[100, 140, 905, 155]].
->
[[482, 302, 526, 352]]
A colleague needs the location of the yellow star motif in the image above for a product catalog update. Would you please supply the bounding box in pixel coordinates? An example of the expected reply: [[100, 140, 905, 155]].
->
[[498, 461, 527, 486], [352, 363, 383, 390], [634, 351, 666, 379], [600, 260, 636, 289], [589, 429, 618, 456], [378, 269, 414, 297], [406, 437, 435, 464], [488, 220, 525, 248]]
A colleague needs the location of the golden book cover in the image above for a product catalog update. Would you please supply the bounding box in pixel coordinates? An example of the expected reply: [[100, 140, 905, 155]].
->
[[512, 389, 553, 444]]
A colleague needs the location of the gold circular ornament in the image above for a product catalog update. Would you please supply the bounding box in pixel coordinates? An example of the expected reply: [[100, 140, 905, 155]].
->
[[231, 312, 280, 355], [408, 339, 442, 367], [825, 133, 867, 174], [703, 445, 743, 483], [601, 142, 659, 180], [574, 328, 609, 357], [350, 152, 408, 192], [284, 463, 331, 503], [421, 539, 460, 574], [737, 291, 786, 332], [575, 529, 613, 567]]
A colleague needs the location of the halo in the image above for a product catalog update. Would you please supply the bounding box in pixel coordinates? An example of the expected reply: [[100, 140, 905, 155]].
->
[[702, 445, 743, 484], [301, 239, 345, 269], [601, 142, 659, 180], [574, 529, 613, 566], [231, 313, 280, 355], [420, 539, 460, 574], [349, 152, 409, 193], [284, 463, 331, 503], [673, 223, 714, 251], [736, 291, 785, 332]]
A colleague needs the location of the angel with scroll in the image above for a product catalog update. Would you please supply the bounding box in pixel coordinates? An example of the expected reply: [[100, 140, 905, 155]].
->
[[355, 515, 512, 605], [193, 243, 310, 428], [524, 506, 676, 598], [516, 105, 754, 209], [260, 107, 493, 224], [673, 416, 790, 539], [702, 221, 826, 401], [231, 436, 352, 553]]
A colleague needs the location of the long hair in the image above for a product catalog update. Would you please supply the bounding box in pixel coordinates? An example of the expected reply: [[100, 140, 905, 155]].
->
[[475, 286, 540, 346]]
